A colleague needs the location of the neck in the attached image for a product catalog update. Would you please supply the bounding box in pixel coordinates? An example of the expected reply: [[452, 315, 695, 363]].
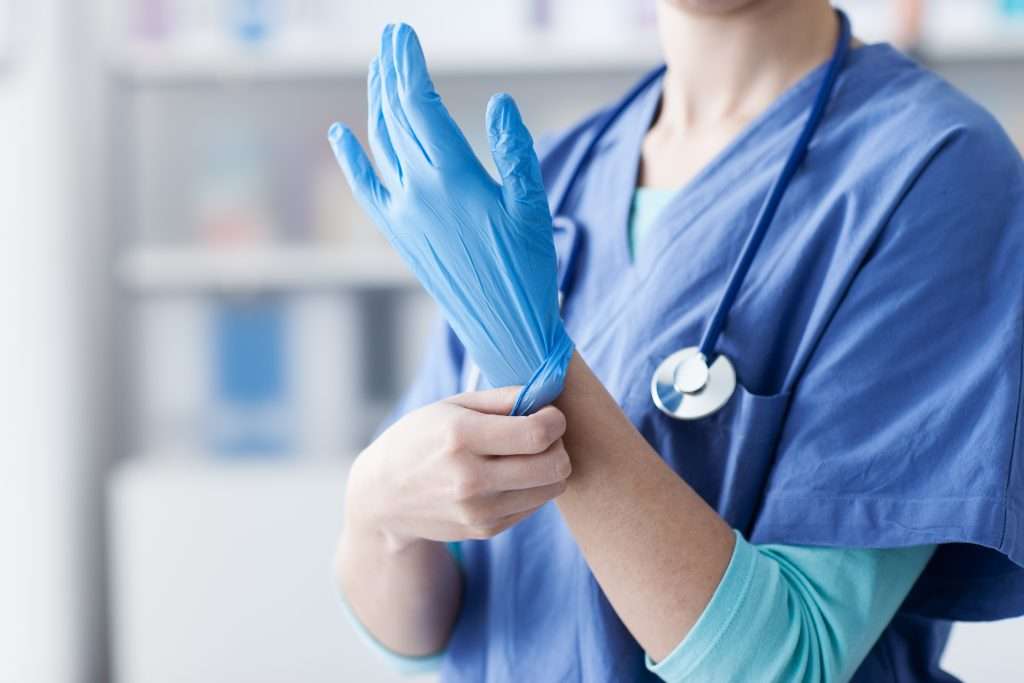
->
[[654, 0, 839, 130]]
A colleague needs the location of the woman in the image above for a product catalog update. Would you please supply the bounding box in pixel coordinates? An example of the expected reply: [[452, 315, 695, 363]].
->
[[328, 1, 1024, 681]]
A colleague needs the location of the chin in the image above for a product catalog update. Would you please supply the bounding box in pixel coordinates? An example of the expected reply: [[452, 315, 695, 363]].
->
[[660, 0, 769, 14]]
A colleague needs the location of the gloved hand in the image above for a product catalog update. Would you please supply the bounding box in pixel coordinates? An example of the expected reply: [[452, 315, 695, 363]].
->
[[328, 23, 573, 415]]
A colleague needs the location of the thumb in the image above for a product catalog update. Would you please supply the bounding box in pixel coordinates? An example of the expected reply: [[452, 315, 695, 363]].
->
[[328, 122, 389, 222], [447, 385, 522, 415], [486, 93, 547, 215]]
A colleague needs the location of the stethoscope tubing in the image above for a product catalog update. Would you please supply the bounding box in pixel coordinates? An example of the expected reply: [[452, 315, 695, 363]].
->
[[697, 11, 851, 361]]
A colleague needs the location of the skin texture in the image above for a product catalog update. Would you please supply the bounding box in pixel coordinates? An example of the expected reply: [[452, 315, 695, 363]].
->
[[337, 0, 841, 663], [663, 0, 772, 15]]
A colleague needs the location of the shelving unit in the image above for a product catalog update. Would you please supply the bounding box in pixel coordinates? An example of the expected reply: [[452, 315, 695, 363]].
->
[[108, 42, 1024, 88], [100, 5, 1024, 93], [917, 1, 1024, 62], [109, 39, 664, 83], [919, 29, 1024, 62], [118, 244, 416, 291]]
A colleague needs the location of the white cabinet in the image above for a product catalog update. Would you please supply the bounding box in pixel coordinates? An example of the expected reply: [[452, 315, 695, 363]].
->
[[108, 459, 435, 683]]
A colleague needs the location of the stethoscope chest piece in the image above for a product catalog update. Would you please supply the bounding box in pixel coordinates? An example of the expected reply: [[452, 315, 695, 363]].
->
[[651, 347, 736, 420]]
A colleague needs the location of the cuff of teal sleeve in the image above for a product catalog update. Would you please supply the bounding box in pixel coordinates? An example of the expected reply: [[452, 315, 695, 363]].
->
[[338, 590, 445, 676], [447, 540, 462, 565], [335, 541, 460, 676], [645, 530, 758, 682], [510, 331, 574, 416]]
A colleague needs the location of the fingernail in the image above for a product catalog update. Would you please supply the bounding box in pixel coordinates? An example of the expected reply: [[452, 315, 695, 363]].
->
[[327, 122, 345, 144]]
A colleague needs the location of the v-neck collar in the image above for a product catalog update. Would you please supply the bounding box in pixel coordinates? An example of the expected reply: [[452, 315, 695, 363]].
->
[[569, 44, 879, 351]]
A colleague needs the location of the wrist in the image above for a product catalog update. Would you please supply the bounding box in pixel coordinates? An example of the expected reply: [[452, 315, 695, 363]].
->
[[511, 329, 575, 415], [345, 451, 422, 554]]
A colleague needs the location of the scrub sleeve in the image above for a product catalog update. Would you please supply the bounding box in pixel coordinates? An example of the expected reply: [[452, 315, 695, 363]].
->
[[749, 123, 1024, 620]]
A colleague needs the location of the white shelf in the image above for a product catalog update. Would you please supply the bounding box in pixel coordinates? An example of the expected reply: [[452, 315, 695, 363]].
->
[[917, 3, 1024, 62], [114, 455, 350, 478], [118, 245, 418, 292], [919, 32, 1024, 62], [108, 37, 1024, 87], [108, 39, 661, 83]]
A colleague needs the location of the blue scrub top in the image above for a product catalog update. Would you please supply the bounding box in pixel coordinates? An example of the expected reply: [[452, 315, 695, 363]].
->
[[389, 43, 1024, 682]]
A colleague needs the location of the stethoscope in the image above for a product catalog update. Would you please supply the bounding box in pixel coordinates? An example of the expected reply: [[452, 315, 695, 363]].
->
[[466, 11, 851, 420]]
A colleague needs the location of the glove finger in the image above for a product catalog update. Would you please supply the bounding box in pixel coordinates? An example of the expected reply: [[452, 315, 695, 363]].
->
[[486, 93, 547, 215], [379, 24, 433, 166], [392, 23, 475, 165], [328, 123, 390, 226], [391, 23, 437, 101], [367, 57, 403, 187]]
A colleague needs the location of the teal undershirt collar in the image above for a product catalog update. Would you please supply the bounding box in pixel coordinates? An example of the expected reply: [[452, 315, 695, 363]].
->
[[629, 187, 677, 260]]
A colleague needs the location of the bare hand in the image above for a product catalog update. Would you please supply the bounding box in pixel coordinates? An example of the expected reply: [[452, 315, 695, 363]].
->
[[346, 386, 571, 550]]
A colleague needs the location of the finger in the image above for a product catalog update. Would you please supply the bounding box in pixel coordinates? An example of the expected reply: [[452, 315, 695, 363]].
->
[[379, 24, 431, 164], [485, 481, 567, 518], [391, 23, 474, 163], [486, 93, 548, 216], [446, 385, 521, 414], [366, 56, 402, 187], [327, 123, 389, 222], [480, 439, 571, 490], [452, 404, 567, 456], [391, 23, 437, 103]]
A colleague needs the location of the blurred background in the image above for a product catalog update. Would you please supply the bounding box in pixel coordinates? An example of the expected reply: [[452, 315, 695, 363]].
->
[[2, 1, 1023, 682]]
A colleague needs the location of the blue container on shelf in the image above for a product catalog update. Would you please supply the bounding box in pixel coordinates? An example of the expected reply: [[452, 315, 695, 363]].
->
[[208, 296, 293, 456], [1002, 0, 1024, 18], [229, 0, 279, 44]]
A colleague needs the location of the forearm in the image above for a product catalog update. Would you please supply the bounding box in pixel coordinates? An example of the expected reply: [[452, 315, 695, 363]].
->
[[554, 352, 735, 661], [337, 457, 462, 657]]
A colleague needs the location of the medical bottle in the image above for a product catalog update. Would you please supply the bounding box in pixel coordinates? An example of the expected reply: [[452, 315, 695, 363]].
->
[[229, 0, 279, 44]]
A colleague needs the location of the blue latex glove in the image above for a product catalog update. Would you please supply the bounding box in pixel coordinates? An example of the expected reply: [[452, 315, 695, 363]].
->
[[328, 23, 573, 415]]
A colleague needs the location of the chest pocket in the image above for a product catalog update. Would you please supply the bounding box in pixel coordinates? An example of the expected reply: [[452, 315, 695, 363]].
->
[[630, 351, 792, 534]]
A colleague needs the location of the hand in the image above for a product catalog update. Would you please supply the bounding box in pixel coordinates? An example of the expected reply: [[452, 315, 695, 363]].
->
[[346, 387, 572, 550], [328, 23, 573, 415]]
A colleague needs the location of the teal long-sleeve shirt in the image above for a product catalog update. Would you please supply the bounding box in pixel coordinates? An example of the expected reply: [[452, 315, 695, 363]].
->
[[338, 189, 937, 680], [341, 536, 934, 682]]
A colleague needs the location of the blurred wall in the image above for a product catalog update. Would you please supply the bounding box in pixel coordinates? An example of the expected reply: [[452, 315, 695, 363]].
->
[[0, 0, 108, 681]]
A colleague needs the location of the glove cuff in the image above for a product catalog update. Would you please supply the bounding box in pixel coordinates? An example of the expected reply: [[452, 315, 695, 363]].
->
[[510, 331, 575, 416]]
